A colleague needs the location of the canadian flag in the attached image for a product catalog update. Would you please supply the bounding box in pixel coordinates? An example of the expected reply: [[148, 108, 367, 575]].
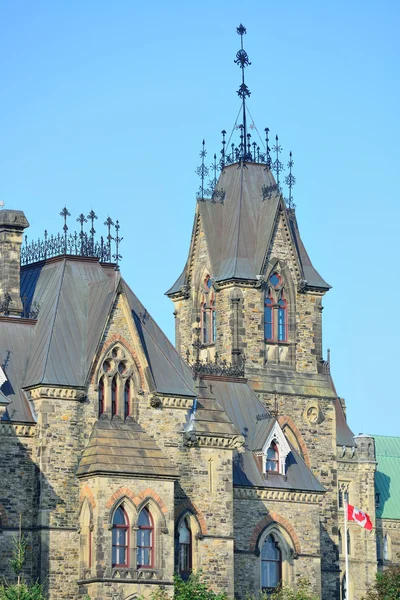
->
[[347, 504, 373, 530]]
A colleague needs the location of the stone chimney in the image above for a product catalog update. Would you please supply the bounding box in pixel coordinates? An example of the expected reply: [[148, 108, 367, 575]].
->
[[0, 209, 29, 315]]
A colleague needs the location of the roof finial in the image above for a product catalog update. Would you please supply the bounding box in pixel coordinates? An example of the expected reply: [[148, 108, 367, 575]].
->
[[235, 24, 251, 162], [284, 151, 296, 210], [272, 135, 284, 192]]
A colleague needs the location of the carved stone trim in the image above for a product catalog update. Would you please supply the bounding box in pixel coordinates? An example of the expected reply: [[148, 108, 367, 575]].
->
[[0, 422, 35, 437], [158, 396, 194, 410], [26, 387, 86, 401], [183, 433, 245, 449], [234, 487, 321, 504]]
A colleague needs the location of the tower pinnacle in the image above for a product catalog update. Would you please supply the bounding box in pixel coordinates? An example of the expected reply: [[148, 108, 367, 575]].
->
[[235, 24, 252, 161]]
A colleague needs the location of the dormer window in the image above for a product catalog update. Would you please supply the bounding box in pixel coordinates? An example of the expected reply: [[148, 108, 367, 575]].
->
[[266, 442, 279, 472], [256, 421, 291, 476]]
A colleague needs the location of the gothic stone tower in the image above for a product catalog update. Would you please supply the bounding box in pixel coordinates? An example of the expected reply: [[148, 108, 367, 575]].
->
[[167, 24, 377, 600]]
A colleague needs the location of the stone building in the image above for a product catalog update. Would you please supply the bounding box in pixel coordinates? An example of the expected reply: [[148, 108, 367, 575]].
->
[[0, 24, 398, 600]]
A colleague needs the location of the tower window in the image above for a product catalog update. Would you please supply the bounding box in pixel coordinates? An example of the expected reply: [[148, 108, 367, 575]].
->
[[261, 534, 281, 591], [137, 508, 154, 568], [277, 296, 287, 342], [211, 300, 216, 343], [112, 506, 129, 567], [264, 294, 274, 342], [269, 273, 281, 288]]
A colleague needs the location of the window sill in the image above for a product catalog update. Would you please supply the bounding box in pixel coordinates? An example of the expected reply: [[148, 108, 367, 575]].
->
[[264, 340, 290, 346]]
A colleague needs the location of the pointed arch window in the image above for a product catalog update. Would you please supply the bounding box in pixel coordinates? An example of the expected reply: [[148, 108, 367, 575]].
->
[[383, 534, 389, 560], [137, 508, 154, 568], [211, 299, 216, 343], [342, 575, 347, 600], [266, 442, 279, 472], [261, 534, 281, 591], [347, 530, 351, 555], [111, 377, 117, 416], [112, 506, 129, 567], [264, 293, 274, 342], [124, 380, 130, 419], [277, 295, 287, 342], [98, 377, 105, 417], [338, 529, 343, 555], [178, 517, 192, 578], [201, 303, 209, 345]]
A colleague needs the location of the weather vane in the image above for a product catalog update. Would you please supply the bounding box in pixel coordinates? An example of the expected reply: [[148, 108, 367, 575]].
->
[[235, 24, 252, 161]]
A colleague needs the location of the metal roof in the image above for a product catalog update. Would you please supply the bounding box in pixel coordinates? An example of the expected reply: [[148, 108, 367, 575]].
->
[[77, 415, 179, 479], [0, 318, 35, 422], [374, 435, 400, 520], [1, 256, 196, 424], [335, 398, 355, 447], [123, 282, 195, 398], [210, 379, 325, 493], [167, 162, 329, 294]]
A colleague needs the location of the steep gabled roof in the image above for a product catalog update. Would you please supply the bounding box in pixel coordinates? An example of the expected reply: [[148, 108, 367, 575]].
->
[[1, 256, 196, 423], [167, 162, 329, 294]]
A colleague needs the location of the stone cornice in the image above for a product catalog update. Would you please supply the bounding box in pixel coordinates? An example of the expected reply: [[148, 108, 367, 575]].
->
[[152, 395, 194, 410], [183, 432, 245, 450], [234, 486, 322, 503], [26, 386, 86, 401], [0, 422, 35, 437], [337, 460, 377, 472], [377, 518, 400, 530]]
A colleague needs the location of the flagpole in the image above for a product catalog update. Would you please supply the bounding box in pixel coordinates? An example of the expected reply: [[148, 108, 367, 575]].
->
[[344, 499, 350, 600]]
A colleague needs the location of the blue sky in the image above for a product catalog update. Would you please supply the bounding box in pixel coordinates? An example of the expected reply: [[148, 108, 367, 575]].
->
[[1, 0, 399, 436]]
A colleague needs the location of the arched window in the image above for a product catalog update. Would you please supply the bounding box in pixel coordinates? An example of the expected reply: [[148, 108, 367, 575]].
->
[[266, 442, 279, 472], [261, 534, 281, 591], [264, 293, 274, 342], [178, 517, 192, 579], [201, 303, 209, 345], [112, 506, 129, 567], [80, 501, 92, 571], [376, 534, 381, 560], [342, 574, 347, 600], [347, 530, 351, 555], [277, 295, 287, 342], [210, 300, 216, 343], [111, 377, 117, 417], [137, 508, 154, 568], [124, 380, 130, 419], [383, 534, 389, 560], [338, 529, 342, 555], [98, 377, 105, 417]]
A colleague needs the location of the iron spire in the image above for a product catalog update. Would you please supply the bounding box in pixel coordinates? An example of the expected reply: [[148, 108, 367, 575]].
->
[[235, 24, 251, 162]]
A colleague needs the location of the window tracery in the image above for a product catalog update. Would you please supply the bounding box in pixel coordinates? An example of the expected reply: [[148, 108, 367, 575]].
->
[[178, 517, 192, 578], [264, 271, 288, 343], [97, 344, 138, 419]]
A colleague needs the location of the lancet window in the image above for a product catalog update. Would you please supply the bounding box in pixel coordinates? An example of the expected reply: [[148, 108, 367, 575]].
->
[[112, 506, 129, 567], [261, 534, 282, 592], [137, 507, 154, 568], [200, 275, 216, 345], [264, 272, 288, 343], [178, 517, 192, 578]]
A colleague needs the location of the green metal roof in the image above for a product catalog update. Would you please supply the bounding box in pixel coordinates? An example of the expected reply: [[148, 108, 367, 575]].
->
[[374, 435, 400, 520]]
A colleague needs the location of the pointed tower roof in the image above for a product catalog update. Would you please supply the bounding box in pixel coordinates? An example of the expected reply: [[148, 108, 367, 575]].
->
[[167, 24, 330, 296]]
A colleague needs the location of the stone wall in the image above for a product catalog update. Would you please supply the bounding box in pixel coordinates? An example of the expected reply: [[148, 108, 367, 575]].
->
[[233, 491, 322, 599], [337, 435, 377, 600], [0, 424, 37, 583]]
